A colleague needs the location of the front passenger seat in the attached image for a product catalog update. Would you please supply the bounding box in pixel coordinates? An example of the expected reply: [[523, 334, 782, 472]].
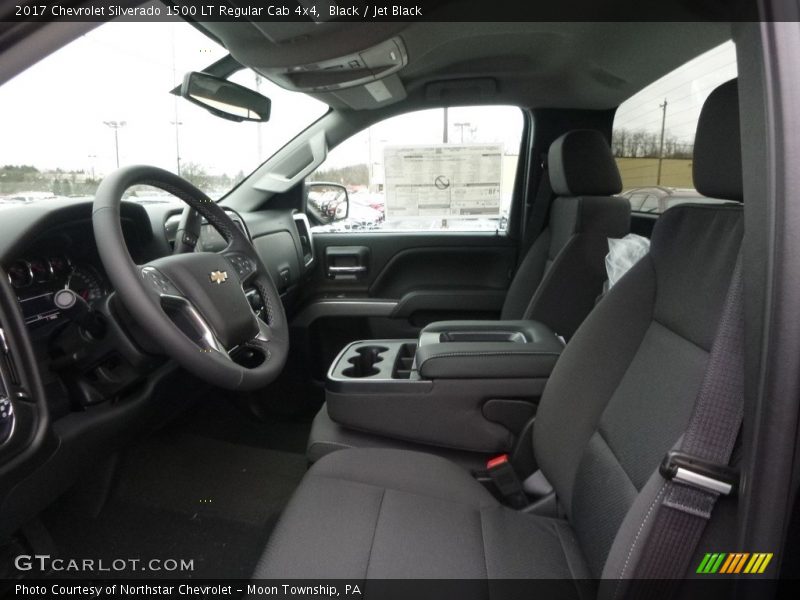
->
[[304, 130, 630, 466], [254, 80, 743, 585], [501, 129, 630, 340]]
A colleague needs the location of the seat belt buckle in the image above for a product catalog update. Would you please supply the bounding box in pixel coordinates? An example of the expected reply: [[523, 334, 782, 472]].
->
[[659, 450, 738, 496], [486, 454, 528, 508]]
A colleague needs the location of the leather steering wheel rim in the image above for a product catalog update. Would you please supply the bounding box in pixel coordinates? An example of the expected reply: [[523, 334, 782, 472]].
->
[[93, 165, 289, 391]]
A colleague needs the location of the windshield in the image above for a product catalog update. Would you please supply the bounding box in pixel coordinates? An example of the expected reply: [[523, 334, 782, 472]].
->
[[0, 19, 328, 205]]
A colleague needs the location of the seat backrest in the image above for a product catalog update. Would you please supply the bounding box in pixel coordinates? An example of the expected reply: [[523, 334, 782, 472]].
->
[[533, 80, 743, 578], [502, 130, 631, 339]]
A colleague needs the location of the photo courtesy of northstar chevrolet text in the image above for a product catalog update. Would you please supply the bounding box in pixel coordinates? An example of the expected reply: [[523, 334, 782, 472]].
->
[[0, 1, 798, 599]]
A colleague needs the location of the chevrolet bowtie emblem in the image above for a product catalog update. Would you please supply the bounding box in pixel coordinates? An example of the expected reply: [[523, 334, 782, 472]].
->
[[209, 270, 228, 284]]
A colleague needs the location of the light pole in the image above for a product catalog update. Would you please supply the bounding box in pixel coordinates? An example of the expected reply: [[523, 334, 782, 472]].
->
[[103, 121, 126, 169], [170, 24, 183, 177], [454, 122, 471, 143], [170, 120, 183, 175], [368, 126, 373, 191], [656, 99, 667, 185], [255, 73, 263, 161], [170, 23, 183, 176]]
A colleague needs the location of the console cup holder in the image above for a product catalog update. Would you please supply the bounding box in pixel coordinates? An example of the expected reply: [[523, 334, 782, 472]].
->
[[342, 345, 389, 378]]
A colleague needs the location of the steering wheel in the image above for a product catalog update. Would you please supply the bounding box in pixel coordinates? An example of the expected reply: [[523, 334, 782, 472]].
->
[[92, 165, 288, 391]]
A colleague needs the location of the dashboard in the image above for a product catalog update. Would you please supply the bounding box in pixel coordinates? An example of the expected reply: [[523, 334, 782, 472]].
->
[[10, 208, 250, 330], [0, 208, 149, 334], [4, 204, 310, 336]]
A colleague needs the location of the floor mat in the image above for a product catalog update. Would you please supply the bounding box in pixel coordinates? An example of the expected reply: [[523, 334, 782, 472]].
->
[[44, 432, 308, 579]]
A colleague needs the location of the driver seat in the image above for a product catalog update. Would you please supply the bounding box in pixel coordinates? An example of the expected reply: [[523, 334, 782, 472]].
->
[[253, 80, 744, 585]]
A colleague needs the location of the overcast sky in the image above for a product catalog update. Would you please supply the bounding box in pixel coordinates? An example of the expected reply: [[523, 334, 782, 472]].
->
[[0, 18, 735, 185], [613, 40, 737, 143], [0, 21, 327, 178]]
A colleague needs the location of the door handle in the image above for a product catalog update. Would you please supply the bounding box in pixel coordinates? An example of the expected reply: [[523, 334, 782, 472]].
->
[[327, 266, 367, 275], [325, 246, 370, 280]]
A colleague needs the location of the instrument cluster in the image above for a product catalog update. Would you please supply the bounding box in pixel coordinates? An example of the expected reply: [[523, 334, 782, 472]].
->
[[6, 255, 107, 328]]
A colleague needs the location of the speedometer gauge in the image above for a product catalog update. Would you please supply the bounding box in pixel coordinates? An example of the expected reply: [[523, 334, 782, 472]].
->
[[67, 265, 105, 302], [7, 260, 33, 288]]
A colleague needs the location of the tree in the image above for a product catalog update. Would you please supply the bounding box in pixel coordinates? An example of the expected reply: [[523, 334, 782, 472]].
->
[[312, 163, 369, 186], [611, 128, 694, 159], [611, 129, 628, 157], [1, 164, 40, 181], [181, 162, 211, 190]]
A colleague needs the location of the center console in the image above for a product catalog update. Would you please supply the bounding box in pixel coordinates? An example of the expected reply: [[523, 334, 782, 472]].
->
[[325, 320, 564, 453]]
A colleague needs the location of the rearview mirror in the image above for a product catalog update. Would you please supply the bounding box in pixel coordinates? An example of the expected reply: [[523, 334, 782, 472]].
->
[[181, 72, 271, 123], [306, 183, 350, 225]]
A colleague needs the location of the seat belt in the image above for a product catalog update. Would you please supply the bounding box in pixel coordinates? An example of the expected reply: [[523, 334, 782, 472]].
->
[[520, 152, 552, 262], [631, 251, 744, 589]]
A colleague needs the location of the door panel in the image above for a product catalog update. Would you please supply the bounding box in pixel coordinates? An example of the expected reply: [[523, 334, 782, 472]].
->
[[369, 245, 513, 298], [293, 231, 517, 380], [306, 232, 515, 296]]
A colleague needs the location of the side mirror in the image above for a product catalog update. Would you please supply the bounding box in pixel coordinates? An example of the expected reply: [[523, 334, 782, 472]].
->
[[181, 72, 271, 123], [306, 183, 350, 225]]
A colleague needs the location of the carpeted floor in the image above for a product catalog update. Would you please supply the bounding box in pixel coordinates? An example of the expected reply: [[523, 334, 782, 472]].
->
[[43, 405, 311, 579], [174, 397, 314, 455]]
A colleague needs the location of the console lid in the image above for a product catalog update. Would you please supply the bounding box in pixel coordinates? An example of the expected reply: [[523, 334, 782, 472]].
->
[[415, 320, 564, 379]]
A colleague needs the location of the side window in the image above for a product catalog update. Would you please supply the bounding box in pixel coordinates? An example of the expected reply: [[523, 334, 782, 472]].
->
[[640, 194, 660, 213], [307, 106, 523, 232], [612, 41, 737, 214], [627, 192, 646, 211]]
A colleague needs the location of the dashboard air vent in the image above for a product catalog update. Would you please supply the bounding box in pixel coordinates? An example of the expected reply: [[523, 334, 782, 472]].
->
[[292, 214, 314, 268]]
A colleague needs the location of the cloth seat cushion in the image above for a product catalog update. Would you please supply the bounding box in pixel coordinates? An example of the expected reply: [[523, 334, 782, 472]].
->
[[253, 448, 591, 582]]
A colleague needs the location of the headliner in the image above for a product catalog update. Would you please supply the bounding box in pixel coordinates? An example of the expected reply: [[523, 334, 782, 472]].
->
[[198, 21, 732, 110]]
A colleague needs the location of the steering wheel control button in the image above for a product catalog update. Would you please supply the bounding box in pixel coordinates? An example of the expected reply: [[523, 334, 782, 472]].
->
[[0, 396, 14, 445], [141, 267, 179, 295], [225, 253, 256, 279]]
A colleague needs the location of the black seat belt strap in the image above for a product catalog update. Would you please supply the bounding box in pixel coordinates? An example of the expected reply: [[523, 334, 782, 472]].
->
[[631, 251, 744, 588], [520, 152, 552, 262]]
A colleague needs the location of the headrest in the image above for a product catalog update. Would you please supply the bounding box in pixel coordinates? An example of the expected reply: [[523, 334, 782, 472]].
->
[[693, 79, 742, 202], [549, 195, 631, 244], [548, 129, 623, 197]]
